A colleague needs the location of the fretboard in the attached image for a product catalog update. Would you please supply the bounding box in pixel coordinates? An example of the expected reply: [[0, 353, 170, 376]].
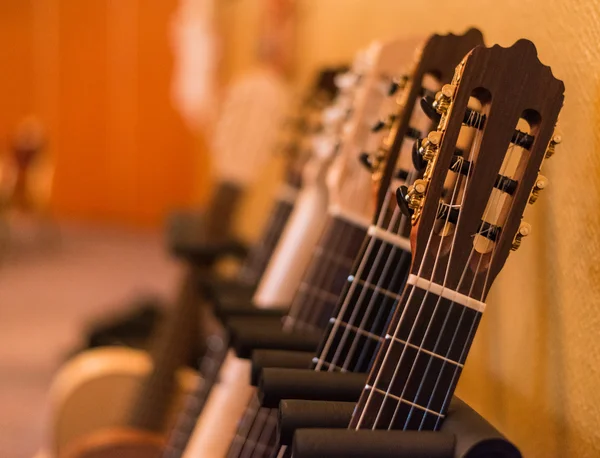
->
[[283, 213, 367, 332], [350, 277, 483, 431], [237, 196, 295, 286], [312, 220, 411, 373]]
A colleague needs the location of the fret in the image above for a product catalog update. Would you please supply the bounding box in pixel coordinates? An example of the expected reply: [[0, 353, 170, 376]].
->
[[310, 357, 345, 372], [313, 245, 355, 270], [351, 277, 400, 301], [329, 317, 384, 342], [329, 204, 371, 229], [364, 385, 445, 418], [297, 282, 339, 306], [384, 334, 463, 368]]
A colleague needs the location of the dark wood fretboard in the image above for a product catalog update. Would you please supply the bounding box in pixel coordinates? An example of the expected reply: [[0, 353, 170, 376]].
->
[[350, 281, 482, 431], [284, 214, 367, 332]]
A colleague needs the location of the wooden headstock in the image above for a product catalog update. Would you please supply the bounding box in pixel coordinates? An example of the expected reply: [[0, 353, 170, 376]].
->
[[406, 39, 564, 302], [326, 37, 423, 225]]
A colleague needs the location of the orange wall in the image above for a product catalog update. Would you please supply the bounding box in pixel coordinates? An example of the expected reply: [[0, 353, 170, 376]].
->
[[0, 0, 201, 226]]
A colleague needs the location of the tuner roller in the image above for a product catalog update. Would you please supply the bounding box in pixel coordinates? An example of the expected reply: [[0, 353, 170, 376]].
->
[[528, 175, 548, 204], [370, 114, 397, 133], [388, 75, 409, 96], [433, 84, 455, 114], [511, 222, 532, 251], [545, 133, 562, 158]]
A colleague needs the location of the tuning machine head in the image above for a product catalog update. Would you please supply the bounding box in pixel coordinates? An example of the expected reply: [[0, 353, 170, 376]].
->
[[511, 222, 532, 251], [388, 75, 409, 96], [397, 178, 428, 222], [528, 174, 548, 204], [359, 146, 387, 174], [432, 84, 456, 115], [545, 133, 561, 158], [371, 114, 397, 133]]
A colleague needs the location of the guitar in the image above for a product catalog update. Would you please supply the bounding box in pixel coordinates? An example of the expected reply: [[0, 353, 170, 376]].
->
[[348, 39, 564, 439], [265, 29, 488, 458], [43, 69, 339, 458], [180, 63, 363, 458]]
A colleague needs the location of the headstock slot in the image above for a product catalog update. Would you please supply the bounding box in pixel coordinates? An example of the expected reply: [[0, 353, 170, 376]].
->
[[412, 40, 564, 301]]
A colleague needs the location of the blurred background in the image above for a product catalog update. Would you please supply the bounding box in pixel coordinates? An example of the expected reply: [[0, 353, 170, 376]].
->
[[1, 1, 599, 457]]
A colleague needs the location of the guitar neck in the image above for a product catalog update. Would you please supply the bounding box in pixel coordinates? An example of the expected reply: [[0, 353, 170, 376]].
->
[[237, 186, 297, 286], [312, 194, 412, 373], [283, 212, 368, 332], [204, 180, 244, 239], [129, 272, 200, 432], [350, 275, 483, 431]]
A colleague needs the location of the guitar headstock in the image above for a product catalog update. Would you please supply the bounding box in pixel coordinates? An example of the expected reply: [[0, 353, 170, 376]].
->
[[404, 39, 564, 302], [326, 37, 424, 224]]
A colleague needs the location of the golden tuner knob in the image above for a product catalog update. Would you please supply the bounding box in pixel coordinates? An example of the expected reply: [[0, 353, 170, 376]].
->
[[433, 84, 456, 114], [545, 133, 562, 159], [529, 175, 548, 204], [511, 222, 532, 251]]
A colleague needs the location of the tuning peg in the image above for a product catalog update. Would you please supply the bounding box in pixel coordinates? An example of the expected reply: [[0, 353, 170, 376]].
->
[[371, 114, 397, 133], [545, 133, 562, 158], [433, 84, 456, 114], [528, 175, 549, 204], [420, 96, 442, 123], [412, 139, 428, 171], [359, 152, 375, 171], [388, 75, 409, 96], [511, 222, 532, 251], [396, 186, 413, 217]]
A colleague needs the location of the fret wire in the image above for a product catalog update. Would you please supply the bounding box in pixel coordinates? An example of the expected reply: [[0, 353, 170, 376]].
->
[[364, 385, 445, 418], [329, 317, 385, 342], [384, 333, 463, 367], [311, 357, 345, 372]]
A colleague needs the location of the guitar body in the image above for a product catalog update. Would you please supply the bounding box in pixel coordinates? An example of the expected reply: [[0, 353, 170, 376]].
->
[[46, 347, 198, 458], [60, 428, 164, 458]]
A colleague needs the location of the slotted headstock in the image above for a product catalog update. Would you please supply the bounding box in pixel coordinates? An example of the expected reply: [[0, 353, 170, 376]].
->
[[326, 37, 423, 225], [406, 39, 564, 302]]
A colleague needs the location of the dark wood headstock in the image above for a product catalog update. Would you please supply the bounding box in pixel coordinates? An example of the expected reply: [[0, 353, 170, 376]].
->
[[375, 28, 484, 212], [407, 39, 565, 301]]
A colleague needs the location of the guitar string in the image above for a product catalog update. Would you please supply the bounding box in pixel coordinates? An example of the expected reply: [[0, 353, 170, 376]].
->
[[354, 92, 476, 429], [432, 129, 530, 430], [237, 65, 409, 458], [328, 82, 432, 372], [163, 107, 318, 458], [369, 102, 516, 430], [337, 103, 431, 371], [313, 77, 413, 372], [393, 110, 499, 430]]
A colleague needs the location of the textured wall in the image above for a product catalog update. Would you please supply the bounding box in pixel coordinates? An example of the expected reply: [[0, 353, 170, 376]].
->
[[225, 0, 600, 456]]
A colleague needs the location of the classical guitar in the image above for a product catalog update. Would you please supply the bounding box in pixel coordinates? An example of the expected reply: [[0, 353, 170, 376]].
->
[[44, 69, 340, 458], [244, 29, 487, 458], [349, 39, 563, 438], [180, 65, 360, 458]]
